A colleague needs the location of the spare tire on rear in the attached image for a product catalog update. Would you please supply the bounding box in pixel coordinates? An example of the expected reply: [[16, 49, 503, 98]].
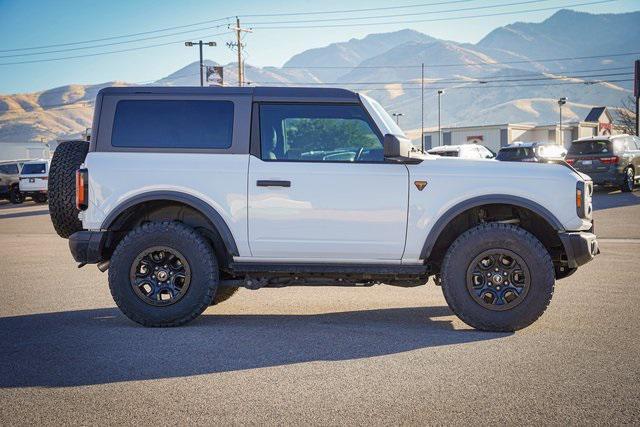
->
[[48, 140, 89, 238]]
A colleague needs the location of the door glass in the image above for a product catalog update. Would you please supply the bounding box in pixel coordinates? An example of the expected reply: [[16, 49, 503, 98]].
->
[[259, 103, 383, 162]]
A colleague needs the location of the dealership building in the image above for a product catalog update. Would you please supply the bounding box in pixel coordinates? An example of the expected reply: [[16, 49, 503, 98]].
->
[[423, 106, 620, 153]]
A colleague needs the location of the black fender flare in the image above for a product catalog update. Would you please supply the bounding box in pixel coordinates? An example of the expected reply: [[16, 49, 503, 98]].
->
[[420, 194, 565, 260], [101, 191, 239, 257]]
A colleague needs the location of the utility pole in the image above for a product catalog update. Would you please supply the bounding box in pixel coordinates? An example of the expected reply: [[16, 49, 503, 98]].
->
[[184, 40, 217, 87], [421, 63, 425, 152], [558, 97, 567, 145], [228, 17, 252, 87], [438, 90, 444, 146], [634, 59, 639, 136]]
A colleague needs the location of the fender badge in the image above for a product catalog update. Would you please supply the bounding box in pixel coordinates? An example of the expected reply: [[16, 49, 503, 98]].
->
[[414, 180, 428, 191]]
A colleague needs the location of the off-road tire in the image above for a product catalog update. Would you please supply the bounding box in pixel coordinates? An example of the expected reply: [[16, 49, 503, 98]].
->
[[109, 221, 219, 327], [441, 223, 555, 332], [212, 286, 239, 305], [621, 167, 635, 193], [48, 140, 89, 238], [9, 186, 24, 204]]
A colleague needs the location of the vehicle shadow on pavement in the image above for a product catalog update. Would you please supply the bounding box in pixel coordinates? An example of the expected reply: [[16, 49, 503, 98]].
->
[[592, 189, 640, 211], [0, 306, 507, 388], [0, 208, 49, 220]]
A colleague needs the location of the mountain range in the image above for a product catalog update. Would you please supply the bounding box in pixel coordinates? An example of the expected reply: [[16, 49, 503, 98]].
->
[[0, 9, 637, 144]]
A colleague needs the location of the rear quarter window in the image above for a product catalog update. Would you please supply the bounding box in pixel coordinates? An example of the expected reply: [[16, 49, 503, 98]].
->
[[111, 100, 234, 149], [496, 147, 533, 161], [21, 163, 47, 175], [568, 140, 612, 155]]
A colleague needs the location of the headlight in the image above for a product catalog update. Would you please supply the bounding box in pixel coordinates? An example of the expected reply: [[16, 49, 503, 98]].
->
[[576, 181, 592, 220]]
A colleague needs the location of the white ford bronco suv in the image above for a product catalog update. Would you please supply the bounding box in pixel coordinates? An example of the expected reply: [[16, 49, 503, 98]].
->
[[48, 86, 598, 331]]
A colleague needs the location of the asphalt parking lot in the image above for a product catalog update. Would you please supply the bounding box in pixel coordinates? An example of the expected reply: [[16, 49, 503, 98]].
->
[[1, 189, 639, 425]]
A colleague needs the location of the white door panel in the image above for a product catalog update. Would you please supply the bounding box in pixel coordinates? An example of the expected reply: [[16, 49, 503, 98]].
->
[[248, 156, 408, 260]]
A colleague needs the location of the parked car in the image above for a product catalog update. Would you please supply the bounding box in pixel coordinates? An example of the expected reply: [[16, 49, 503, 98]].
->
[[428, 144, 495, 159], [565, 135, 640, 192], [496, 142, 567, 163], [0, 160, 26, 203], [47, 86, 597, 332], [19, 159, 50, 203]]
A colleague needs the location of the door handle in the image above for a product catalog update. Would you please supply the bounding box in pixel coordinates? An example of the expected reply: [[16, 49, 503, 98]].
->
[[256, 180, 291, 187]]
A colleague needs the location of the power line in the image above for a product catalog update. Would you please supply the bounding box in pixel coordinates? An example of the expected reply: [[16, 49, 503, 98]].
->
[[348, 78, 634, 91], [249, 0, 618, 29], [0, 24, 230, 59], [282, 51, 640, 69], [239, 0, 478, 17], [4, 77, 630, 114], [243, 0, 558, 25], [0, 18, 234, 53], [0, 31, 234, 66], [249, 71, 633, 86]]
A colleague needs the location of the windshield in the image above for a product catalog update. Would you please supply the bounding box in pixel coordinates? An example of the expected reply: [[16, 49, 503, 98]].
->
[[568, 140, 612, 155], [21, 163, 46, 175], [359, 94, 405, 137], [496, 147, 534, 161]]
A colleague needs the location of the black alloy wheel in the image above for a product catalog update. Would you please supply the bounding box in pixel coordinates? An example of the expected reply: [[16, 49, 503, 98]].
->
[[130, 246, 191, 306], [466, 249, 530, 311]]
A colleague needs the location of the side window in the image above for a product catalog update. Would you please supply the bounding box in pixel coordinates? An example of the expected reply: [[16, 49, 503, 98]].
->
[[633, 137, 640, 150], [259, 103, 383, 162], [0, 164, 18, 174], [111, 100, 234, 149]]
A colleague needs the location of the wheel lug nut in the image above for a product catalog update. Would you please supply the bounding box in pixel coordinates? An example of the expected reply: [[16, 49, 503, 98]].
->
[[495, 268, 499, 271]]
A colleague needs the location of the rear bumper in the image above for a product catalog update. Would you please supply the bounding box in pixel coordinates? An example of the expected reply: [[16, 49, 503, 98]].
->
[[574, 169, 622, 186], [559, 231, 599, 268], [69, 231, 108, 264]]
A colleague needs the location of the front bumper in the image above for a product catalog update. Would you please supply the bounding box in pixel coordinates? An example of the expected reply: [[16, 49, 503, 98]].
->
[[69, 231, 109, 264], [559, 231, 599, 268]]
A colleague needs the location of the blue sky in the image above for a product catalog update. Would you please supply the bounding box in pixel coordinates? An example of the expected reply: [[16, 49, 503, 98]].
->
[[0, 0, 638, 94]]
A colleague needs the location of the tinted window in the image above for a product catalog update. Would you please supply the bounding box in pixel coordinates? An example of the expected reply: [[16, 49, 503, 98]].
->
[[568, 140, 612, 155], [0, 164, 19, 174], [21, 163, 46, 175], [259, 103, 383, 162], [428, 150, 459, 157], [496, 147, 534, 161], [112, 100, 234, 149]]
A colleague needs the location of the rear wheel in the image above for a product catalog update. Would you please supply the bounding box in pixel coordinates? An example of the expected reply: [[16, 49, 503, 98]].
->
[[48, 140, 89, 238], [441, 223, 555, 332], [109, 221, 219, 327], [9, 186, 24, 204], [620, 167, 635, 193]]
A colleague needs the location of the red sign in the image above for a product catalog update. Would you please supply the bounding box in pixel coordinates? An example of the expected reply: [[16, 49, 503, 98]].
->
[[467, 135, 484, 141], [599, 122, 612, 135]]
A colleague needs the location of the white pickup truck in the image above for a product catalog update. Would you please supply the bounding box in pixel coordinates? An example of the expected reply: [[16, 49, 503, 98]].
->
[[48, 86, 598, 331]]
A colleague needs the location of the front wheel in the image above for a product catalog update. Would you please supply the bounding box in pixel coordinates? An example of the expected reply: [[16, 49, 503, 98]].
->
[[9, 186, 24, 204], [109, 221, 219, 327], [441, 223, 555, 332], [621, 167, 635, 193]]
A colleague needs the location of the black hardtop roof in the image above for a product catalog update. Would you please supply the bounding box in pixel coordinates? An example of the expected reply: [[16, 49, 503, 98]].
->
[[98, 86, 360, 101]]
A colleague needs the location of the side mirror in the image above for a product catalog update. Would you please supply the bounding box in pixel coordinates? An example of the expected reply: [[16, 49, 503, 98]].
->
[[383, 134, 419, 163]]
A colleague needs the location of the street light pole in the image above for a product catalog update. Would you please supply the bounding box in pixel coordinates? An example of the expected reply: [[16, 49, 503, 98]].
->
[[558, 97, 567, 145], [392, 112, 404, 125], [438, 90, 444, 146], [185, 41, 217, 87]]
